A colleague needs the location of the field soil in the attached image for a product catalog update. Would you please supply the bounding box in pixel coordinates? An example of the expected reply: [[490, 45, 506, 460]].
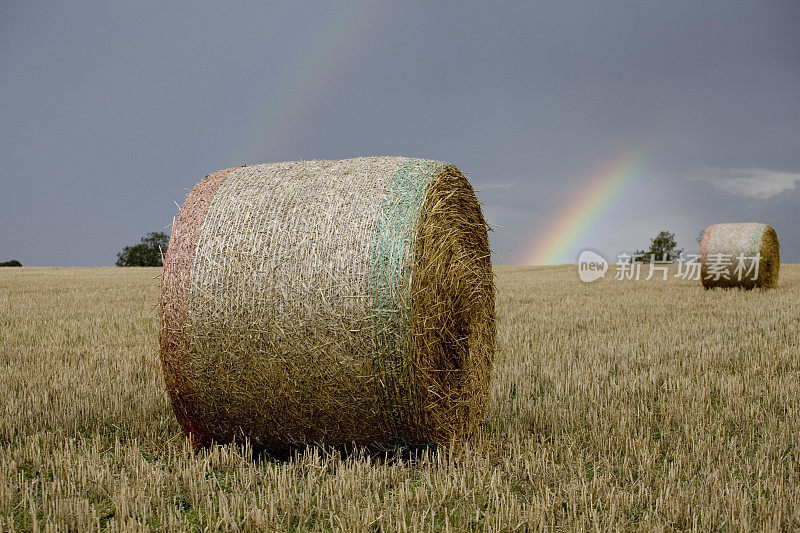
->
[[1, 265, 799, 530]]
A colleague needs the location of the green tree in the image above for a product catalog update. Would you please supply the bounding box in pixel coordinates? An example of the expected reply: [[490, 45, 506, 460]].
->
[[0, 259, 22, 267], [634, 230, 683, 263], [116, 232, 169, 267]]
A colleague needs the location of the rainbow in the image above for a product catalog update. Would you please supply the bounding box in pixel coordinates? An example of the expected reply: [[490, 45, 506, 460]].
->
[[524, 150, 646, 265], [223, 0, 387, 165]]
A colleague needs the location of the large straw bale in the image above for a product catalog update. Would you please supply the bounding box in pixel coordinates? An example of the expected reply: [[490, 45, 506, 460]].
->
[[159, 157, 495, 452], [699, 222, 780, 289]]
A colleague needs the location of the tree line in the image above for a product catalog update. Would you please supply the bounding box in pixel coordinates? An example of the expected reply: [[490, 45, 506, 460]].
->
[[1, 229, 691, 268], [116, 232, 169, 267]]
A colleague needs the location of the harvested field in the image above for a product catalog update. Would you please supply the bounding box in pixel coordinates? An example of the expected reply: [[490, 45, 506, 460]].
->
[[1, 265, 800, 530]]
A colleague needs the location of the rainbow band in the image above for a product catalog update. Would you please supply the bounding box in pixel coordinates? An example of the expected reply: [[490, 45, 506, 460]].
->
[[525, 152, 644, 265], [226, 1, 384, 165]]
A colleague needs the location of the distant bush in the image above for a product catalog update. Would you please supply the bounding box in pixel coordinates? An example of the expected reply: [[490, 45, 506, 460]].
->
[[116, 232, 169, 267], [0, 259, 22, 267], [633, 230, 683, 263]]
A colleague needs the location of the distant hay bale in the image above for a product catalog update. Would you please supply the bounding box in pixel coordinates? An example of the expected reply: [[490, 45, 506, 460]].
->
[[159, 157, 495, 452], [700, 223, 780, 289]]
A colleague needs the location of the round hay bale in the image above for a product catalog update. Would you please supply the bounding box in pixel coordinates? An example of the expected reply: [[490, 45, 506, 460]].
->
[[699, 222, 780, 289], [159, 157, 495, 452]]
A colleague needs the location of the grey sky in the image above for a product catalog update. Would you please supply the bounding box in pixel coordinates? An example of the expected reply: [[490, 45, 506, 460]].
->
[[2, 1, 798, 266]]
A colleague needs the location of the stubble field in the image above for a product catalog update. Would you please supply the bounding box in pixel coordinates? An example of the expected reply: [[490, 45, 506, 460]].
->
[[1, 265, 799, 531]]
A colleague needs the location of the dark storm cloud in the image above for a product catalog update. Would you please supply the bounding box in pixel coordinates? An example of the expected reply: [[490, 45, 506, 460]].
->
[[1, 1, 798, 265]]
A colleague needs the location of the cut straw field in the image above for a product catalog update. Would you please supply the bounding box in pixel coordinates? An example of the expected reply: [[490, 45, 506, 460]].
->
[[1, 265, 799, 530]]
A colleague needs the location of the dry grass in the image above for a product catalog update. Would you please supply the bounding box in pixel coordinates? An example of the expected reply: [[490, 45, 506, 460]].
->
[[1, 265, 799, 530]]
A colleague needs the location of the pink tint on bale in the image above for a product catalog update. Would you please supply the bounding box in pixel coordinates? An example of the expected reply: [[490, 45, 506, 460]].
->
[[159, 168, 234, 446]]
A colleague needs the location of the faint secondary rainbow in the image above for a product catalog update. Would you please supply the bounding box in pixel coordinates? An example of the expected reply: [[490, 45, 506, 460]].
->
[[223, 0, 387, 166], [525, 150, 646, 265]]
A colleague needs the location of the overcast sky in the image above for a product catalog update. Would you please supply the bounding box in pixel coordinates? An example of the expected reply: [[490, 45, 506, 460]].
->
[[2, 1, 798, 266]]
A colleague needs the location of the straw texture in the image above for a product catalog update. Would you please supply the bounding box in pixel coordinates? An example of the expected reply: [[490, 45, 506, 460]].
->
[[159, 157, 495, 452], [700, 222, 780, 289]]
